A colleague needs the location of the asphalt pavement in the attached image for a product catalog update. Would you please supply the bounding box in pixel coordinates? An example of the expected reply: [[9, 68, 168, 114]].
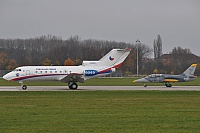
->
[[0, 86, 199, 91]]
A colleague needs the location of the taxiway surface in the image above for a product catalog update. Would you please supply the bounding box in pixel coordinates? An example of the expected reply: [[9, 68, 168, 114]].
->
[[0, 86, 200, 91]]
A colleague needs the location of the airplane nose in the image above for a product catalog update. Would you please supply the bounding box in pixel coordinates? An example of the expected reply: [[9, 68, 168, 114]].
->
[[3, 74, 9, 81], [3, 75, 7, 80], [133, 78, 150, 83]]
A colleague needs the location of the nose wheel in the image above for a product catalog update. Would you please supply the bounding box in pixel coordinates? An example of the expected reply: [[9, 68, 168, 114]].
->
[[20, 81, 27, 90], [22, 85, 27, 90]]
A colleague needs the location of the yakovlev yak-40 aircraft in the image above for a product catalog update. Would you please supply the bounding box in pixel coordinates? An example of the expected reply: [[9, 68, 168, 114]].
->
[[3, 49, 131, 90], [133, 64, 197, 87]]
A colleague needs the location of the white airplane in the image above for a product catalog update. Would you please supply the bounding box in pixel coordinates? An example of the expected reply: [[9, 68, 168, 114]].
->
[[3, 49, 131, 90]]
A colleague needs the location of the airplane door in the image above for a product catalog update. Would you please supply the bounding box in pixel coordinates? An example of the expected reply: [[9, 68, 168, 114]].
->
[[26, 70, 30, 76]]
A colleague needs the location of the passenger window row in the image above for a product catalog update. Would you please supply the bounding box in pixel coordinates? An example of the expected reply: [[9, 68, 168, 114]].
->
[[35, 71, 65, 74]]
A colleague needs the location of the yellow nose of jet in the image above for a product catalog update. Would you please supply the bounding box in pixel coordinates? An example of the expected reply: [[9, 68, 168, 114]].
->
[[133, 80, 136, 83]]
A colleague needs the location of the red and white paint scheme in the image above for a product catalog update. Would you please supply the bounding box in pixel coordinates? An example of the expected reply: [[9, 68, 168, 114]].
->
[[3, 49, 131, 90]]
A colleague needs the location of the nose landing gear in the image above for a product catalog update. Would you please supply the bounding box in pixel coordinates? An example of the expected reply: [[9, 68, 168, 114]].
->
[[19, 81, 27, 90], [22, 85, 27, 90]]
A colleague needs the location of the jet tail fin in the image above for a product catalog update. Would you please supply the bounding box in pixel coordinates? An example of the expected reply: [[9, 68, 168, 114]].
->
[[183, 64, 197, 75], [98, 48, 131, 68], [82, 48, 131, 68]]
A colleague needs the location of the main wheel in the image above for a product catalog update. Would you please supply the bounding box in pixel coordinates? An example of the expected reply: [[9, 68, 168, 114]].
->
[[22, 85, 27, 90], [165, 83, 172, 87], [68, 83, 78, 90]]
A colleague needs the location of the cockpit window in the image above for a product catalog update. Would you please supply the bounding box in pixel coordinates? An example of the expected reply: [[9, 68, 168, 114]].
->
[[13, 69, 22, 72], [147, 74, 163, 78]]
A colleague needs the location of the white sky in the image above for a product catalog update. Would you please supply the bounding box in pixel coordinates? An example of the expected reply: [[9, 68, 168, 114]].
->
[[0, 0, 200, 55]]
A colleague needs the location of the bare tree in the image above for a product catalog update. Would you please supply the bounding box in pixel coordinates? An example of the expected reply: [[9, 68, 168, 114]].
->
[[153, 34, 162, 60]]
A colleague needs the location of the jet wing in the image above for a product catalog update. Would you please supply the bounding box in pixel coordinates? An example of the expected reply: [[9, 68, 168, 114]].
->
[[163, 79, 179, 82], [60, 73, 84, 83]]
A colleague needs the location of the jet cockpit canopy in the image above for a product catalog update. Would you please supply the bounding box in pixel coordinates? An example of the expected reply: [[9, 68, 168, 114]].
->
[[146, 74, 163, 78]]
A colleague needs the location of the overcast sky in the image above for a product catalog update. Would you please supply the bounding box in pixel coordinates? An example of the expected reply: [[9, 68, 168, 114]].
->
[[0, 0, 199, 56]]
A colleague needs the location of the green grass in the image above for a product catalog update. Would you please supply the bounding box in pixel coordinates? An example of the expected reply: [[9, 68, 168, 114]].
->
[[1, 77, 200, 86], [0, 91, 200, 132]]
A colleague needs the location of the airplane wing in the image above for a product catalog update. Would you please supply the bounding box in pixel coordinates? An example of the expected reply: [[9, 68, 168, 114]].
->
[[60, 73, 84, 83]]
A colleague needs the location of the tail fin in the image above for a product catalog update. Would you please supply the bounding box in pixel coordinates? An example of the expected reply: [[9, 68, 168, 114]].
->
[[183, 64, 197, 75], [82, 48, 131, 68], [98, 48, 131, 68]]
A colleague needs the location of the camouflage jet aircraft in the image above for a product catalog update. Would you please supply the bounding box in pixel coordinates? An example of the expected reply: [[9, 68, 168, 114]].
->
[[133, 64, 197, 87]]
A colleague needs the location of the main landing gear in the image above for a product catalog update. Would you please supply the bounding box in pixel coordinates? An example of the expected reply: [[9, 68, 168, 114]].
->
[[68, 82, 78, 90], [165, 83, 172, 87], [144, 84, 147, 87]]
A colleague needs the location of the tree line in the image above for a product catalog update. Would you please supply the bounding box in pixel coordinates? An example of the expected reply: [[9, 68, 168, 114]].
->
[[0, 35, 199, 76]]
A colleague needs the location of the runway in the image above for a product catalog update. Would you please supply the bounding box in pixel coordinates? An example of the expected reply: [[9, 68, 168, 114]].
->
[[0, 86, 200, 91]]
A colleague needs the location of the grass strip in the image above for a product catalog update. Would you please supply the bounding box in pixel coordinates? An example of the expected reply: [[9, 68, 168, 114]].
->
[[0, 91, 200, 132]]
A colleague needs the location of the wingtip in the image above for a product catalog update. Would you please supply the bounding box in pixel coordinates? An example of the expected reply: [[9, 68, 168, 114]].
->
[[192, 64, 197, 67]]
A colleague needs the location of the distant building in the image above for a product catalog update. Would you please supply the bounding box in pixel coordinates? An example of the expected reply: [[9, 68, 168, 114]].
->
[[160, 54, 199, 62]]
